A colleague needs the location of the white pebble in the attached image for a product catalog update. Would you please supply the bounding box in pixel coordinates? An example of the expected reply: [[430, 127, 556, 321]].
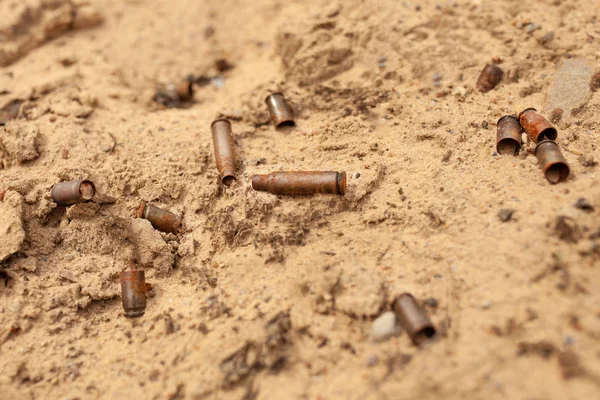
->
[[369, 311, 402, 343]]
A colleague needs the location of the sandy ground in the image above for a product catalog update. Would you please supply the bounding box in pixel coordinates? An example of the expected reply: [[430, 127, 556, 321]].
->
[[1, 0, 600, 399]]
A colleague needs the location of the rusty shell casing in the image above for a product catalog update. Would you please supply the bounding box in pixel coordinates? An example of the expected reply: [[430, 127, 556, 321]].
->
[[535, 140, 570, 184], [120, 270, 146, 318], [142, 204, 182, 233], [393, 293, 437, 346], [476, 64, 503, 93], [496, 115, 522, 155], [211, 119, 237, 186], [265, 93, 295, 128], [519, 108, 558, 143], [51, 180, 95, 205], [252, 171, 346, 196]]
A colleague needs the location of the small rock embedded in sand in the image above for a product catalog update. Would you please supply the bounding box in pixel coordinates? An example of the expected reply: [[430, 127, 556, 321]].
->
[[498, 208, 514, 222], [574, 198, 594, 213], [0, 191, 25, 262], [369, 311, 402, 342], [546, 59, 593, 118]]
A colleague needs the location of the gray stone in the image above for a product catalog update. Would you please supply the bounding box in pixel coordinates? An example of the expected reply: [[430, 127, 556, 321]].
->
[[369, 311, 402, 342], [546, 59, 593, 118]]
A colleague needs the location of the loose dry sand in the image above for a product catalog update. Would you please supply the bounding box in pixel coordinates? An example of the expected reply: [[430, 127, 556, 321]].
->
[[1, 0, 600, 399]]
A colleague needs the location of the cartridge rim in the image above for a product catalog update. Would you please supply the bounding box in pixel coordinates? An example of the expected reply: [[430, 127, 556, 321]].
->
[[265, 92, 285, 103], [496, 114, 519, 126], [79, 180, 96, 200], [211, 118, 231, 128], [496, 138, 520, 155], [518, 107, 537, 118]]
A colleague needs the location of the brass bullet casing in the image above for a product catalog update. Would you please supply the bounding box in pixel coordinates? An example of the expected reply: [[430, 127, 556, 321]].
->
[[120, 270, 146, 318], [252, 171, 346, 196], [51, 180, 95, 205], [476, 64, 503, 93], [496, 115, 522, 155], [393, 293, 437, 346], [211, 119, 237, 186], [535, 140, 570, 184], [265, 92, 295, 128], [519, 108, 558, 143], [138, 202, 182, 233]]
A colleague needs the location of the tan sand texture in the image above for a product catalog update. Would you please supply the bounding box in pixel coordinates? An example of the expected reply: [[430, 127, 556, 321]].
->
[[1, 0, 600, 399]]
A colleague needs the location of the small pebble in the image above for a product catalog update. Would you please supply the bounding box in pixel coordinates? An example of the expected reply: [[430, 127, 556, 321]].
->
[[565, 336, 575, 346], [423, 297, 438, 308], [498, 208, 514, 222], [574, 198, 594, 213], [366, 354, 379, 367], [369, 311, 402, 343], [481, 300, 492, 310]]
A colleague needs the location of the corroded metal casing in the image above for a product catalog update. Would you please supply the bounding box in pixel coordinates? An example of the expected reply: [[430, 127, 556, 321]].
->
[[496, 115, 522, 155], [51, 180, 95, 205], [535, 140, 570, 184], [265, 93, 295, 128], [120, 270, 146, 318], [211, 119, 237, 186], [393, 293, 437, 346], [139, 203, 182, 233], [519, 108, 557, 143], [252, 171, 346, 196], [476, 64, 503, 93]]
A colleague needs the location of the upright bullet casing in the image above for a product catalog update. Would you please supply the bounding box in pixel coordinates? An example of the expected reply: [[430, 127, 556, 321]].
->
[[51, 180, 95, 205], [393, 293, 437, 346], [252, 171, 346, 195], [496, 115, 522, 155], [138, 202, 182, 233], [519, 108, 557, 143], [265, 93, 295, 128], [211, 119, 237, 186], [120, 270, 146, 318], [535, 140, 570, 184], [476, 64, 503, 93]]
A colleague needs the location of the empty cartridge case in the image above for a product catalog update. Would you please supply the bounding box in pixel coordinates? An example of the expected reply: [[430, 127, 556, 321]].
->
[[265, 93, 295, 127], [211, 119, 237, 186], [535, 140, 570, 184], [476, 64, 503, 93], [120, 270, 146, 318], [496, 115, 522, 155], [252, 171, 346, 195], [138, 202, 182, 233], [393, 293, 437, 346], [51, 179, 95, 205], [519, 108, 557, 143]]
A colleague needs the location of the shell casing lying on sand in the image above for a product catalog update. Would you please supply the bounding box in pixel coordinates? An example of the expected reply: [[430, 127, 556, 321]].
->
[[393, 293, 437, 346], [496, 115, 522, 155], [535, 140, 570, 184], [265, 92, 295, 127], [476, 64, 503, 93], [51, 180, 95, 205], [519, 108, 558, 143], [211, 119, 237, 186], [120, 270, 146, 318], [138, 203, 182, 233], [252, 171, 346, 195]]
